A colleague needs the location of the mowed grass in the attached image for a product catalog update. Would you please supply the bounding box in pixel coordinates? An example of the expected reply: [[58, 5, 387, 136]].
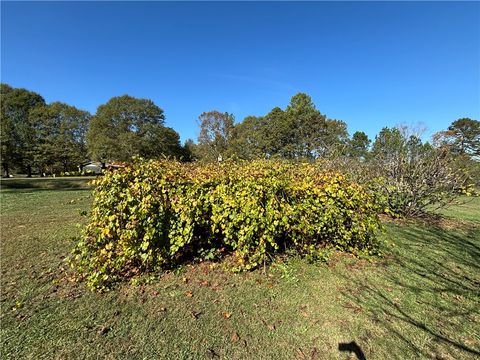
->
[[0, 176, 95, 193], [1, 179, 479, 359]]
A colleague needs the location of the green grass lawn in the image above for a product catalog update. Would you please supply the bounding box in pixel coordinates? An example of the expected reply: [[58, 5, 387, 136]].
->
[[1, 182, 479, 359]]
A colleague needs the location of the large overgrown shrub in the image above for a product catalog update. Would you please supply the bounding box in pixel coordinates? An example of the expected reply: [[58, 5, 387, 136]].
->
[[71, 159, 382, 289]]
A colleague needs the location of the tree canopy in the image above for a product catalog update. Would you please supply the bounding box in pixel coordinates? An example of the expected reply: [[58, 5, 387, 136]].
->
[[224, 93, 349, 160], [1, 86, 189, 176], [348, 131, 371, 159], [87, 95, 184, 163], [1, 83, 46, 176], [196, 111, 235, 161], [1, 83, 477, 184], [28, 102, 91, 173], [433, 118, 480, 159]]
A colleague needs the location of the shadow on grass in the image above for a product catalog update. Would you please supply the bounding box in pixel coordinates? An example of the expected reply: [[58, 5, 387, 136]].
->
[[0, 178, 94, 192], [338, 341, 367, 360], [340, 222, 480, 358]]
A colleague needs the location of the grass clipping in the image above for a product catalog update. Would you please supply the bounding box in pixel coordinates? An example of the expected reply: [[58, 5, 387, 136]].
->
[[71, 159, 382, 290]]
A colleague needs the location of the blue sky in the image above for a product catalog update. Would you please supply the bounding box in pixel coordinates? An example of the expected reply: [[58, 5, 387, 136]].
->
[[1, 1, 479, 143]]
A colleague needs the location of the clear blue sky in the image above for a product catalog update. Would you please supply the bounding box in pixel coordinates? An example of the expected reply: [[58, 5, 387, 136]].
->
[[2, 1, 479, 142]]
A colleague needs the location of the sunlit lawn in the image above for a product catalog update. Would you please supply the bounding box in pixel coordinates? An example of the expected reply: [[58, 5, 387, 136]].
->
[[1, 178, 479, 359]]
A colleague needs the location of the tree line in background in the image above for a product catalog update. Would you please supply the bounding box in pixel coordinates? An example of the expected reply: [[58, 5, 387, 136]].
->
[[0, 84, 189, 177], [1, 83, 479, 185], [191, 92, 479, 164]]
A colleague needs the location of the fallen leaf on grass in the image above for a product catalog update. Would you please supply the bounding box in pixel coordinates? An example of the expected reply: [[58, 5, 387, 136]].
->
[[231, 332, 240, 343], [15, 314, 28, 321], [191, 311, 201, 319], [260, 318, 276, 331], [434, 354, 450, 360], [205, 348, 219, 358], [296, 348, 307, 359], [185, 291, 193, 297], [222, 312, 232, 319], [98, 326, 110, 336], [342, 301, 363, 314]]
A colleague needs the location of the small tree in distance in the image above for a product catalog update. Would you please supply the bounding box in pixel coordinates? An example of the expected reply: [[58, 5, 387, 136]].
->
[[196, 110, 235, 161], [348, 131, 371, 159]]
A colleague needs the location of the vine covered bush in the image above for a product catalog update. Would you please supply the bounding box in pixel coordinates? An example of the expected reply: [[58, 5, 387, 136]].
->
[[71, 159, 382, 289]]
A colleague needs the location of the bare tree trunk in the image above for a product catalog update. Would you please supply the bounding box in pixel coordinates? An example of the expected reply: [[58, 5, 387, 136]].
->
[[27, 165, 32, 178]]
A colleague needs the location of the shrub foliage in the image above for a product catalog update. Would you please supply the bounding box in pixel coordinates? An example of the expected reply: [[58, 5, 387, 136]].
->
[[71, 159, 382, 289]]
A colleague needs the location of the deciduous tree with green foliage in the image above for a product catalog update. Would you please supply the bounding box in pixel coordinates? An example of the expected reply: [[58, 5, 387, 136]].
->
[[1, 83, 46, 177], [87, 95, 184, 163], [229, 115, 267, 159], [28, 102, 91, 174], [260, 107, 291, 158]]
